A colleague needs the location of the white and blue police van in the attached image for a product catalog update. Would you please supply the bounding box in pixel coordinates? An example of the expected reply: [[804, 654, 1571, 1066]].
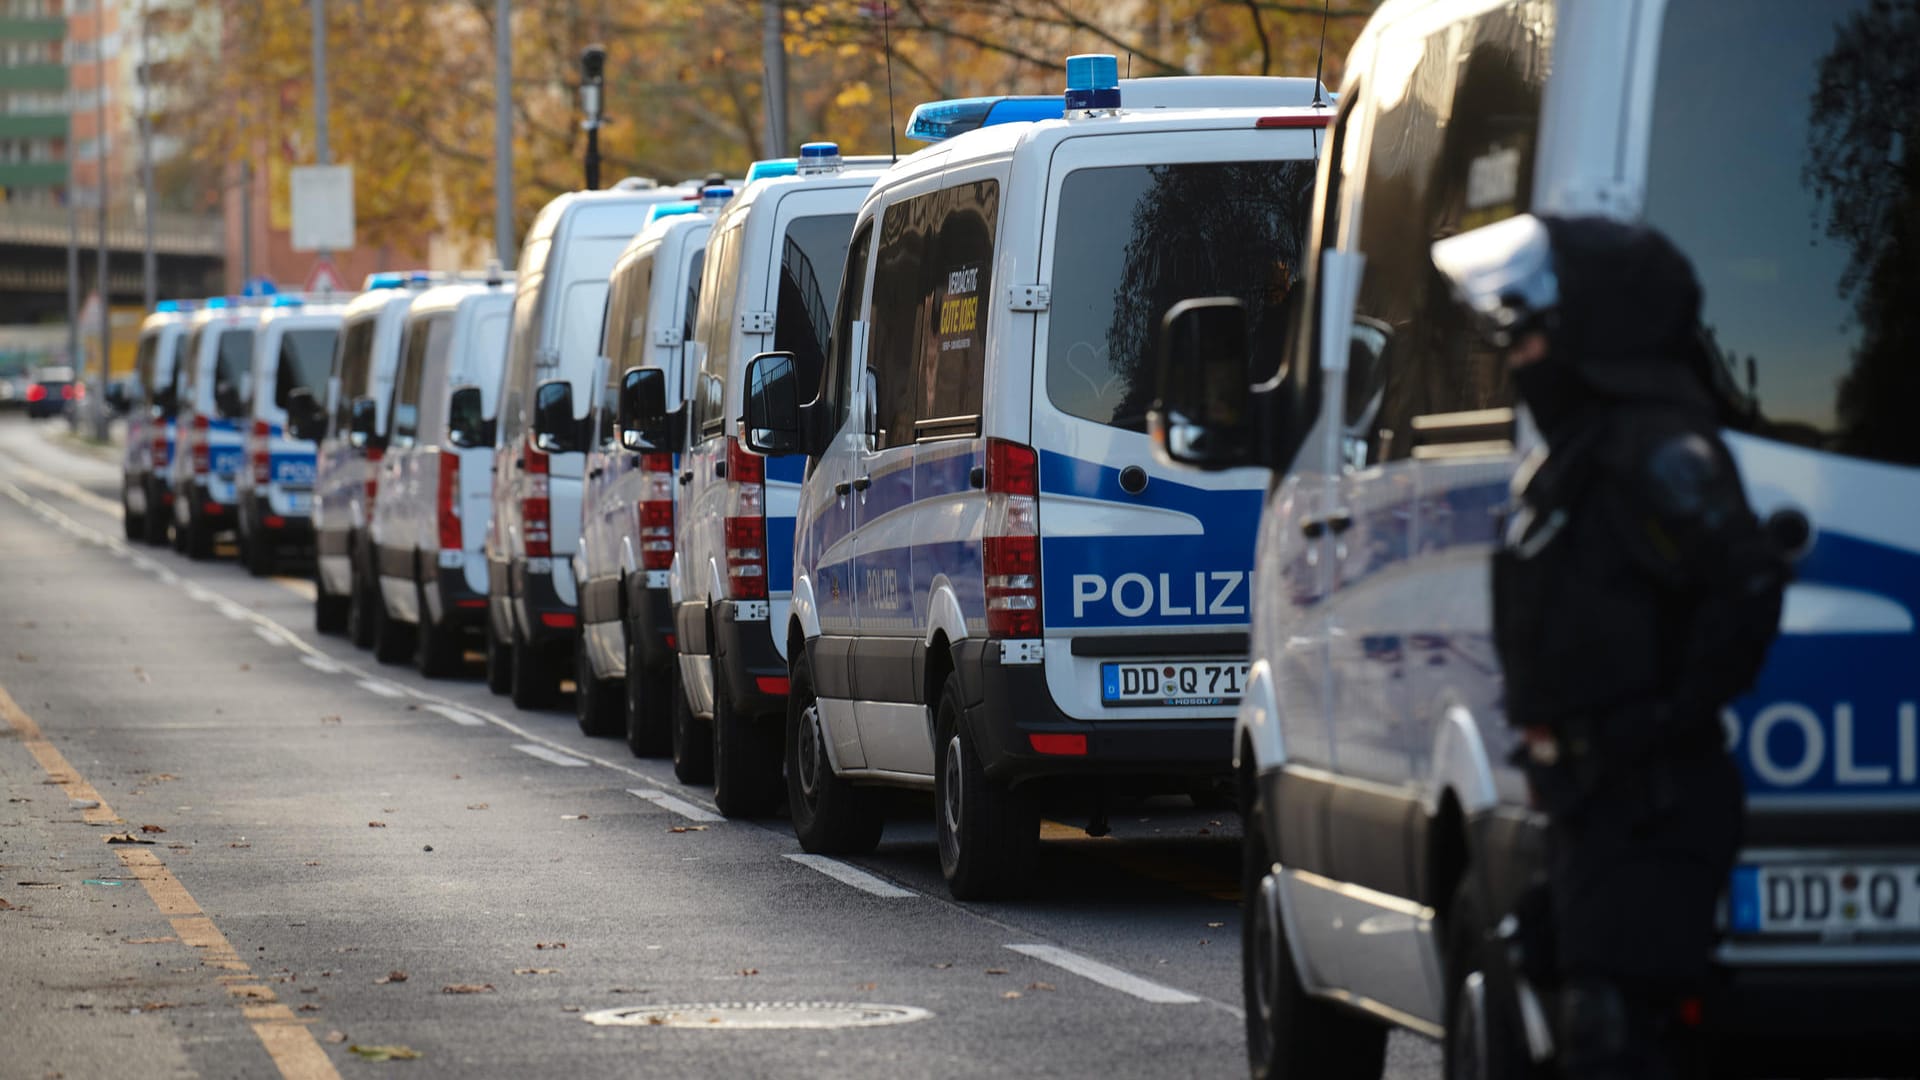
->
[[739, 61, 1330, 896], [235, 297, 342, 577], [1143, 1, 1920, 1076], [296, 274, 433, 641], [576, 191, 722, 751], [653, 146, 886, 813], [122, 300, 193, 546], [486, 181, 691, 709], [367, 276, 516, 673], [168, 298, 265, 560]]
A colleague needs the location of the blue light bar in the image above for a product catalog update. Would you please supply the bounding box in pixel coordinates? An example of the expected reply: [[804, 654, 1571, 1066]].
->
[[155, 299, 181, 313], [365, 272, 406, 290], [1065, 53, 1122, 111], [206, 297, 231, 310], [904, 95, 1062, 143], [745, 159, 797, 183], [407, 271, 433, 287], [647, 202, 700, 224], [796, 141, 841, 175], [271, 295, 305, 308]]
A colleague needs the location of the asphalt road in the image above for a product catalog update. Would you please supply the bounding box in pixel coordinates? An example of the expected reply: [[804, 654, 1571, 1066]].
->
[[0, 412, 1443, 1080]]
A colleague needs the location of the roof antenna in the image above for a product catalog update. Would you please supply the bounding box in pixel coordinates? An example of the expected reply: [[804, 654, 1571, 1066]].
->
[[1311, 0, 1330, 108], [1126, 51, 1133, 79], [881, 2, 899, 163]]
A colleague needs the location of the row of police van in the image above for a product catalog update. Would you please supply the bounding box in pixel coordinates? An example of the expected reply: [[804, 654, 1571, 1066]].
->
[[117, 1, 1918, 1075]]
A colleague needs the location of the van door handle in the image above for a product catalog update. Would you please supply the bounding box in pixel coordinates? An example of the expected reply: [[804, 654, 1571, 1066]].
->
[[588, 466, 604, 479], [851, 475, 871, 492], [678, 471, 692, 485], [1301, 511, 1353, 539], [834, 480, 851, 496]]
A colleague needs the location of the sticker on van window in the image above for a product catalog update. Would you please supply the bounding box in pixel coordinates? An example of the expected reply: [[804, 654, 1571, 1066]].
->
[[938, 263, 982, 353], [1466, 146, 1522, 211]]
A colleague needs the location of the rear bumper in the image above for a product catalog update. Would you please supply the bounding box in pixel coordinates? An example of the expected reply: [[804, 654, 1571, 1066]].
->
[[624, 575, 677, 670], [498, 557, 576, 648], [681, 600, 787, 716], [245, 494, 313, 542], [953, 639, 1232, 788]]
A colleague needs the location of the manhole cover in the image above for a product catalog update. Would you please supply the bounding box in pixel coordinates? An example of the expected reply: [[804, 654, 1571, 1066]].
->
[[582, 1001, 933, 1030]]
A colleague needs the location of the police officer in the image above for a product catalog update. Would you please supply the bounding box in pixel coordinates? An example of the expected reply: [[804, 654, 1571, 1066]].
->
[[1431, 214, 1791, 1079]]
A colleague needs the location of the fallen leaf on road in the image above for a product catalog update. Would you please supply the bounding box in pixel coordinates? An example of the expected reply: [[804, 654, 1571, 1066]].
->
[[139, 1001, 178, 1011], [857, 982, 878, 991], [237, 664, 250, 671], [465, 804, 488, 811], [150, 774, 176, 782], [139, 824, 166, 834], [1027, 982, 1056, 992], [422, 846, 433, 853], [125, 937, 176, 944], [323, 1030, 347, 1044], [560, 1005, 582, 1013], [1002, 990, 1023, 999], [372, 971, 408, 985], [0, 898, 13, 910], [104, 834, 155, 845], [441, 983, 494, 994], [304, 861, 320, 866], [534, 942, 567, 950], [930, 962, 952, 969], [16, 881, 58, 888], [737, 968, 759, 976], [646, 1015, 666, 1025], [320, 715, 342, 725], [17, 653, 36, 662], [367, 821, 387, 828], [228, 843, 250, 849], [560, 814, 589, 820], [667, 825, 706, 834], [984, 968, 1009, 975], [5, 797, 26, 802], [133, 667, 151, 683], [513, 968, 559, 975], [348, 1045, 421, 1062], [297, 1003, 320, 1012]]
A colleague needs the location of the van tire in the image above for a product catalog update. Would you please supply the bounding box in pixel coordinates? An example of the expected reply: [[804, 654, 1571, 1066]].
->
[[574, 635, 623, 737], [1243, 791, 1388, 1080], [710, 662, 781, 818], [1442, 875, 1534, 1080], [244, 530, 275, 577], [347, 552, 377, 649], [623, 622, 671, 757], [371, 585, 414, 665], [122, 496, 144, 541], [934, 672, 1037, 900], [415, 584, 464, 678], [670, 666, 712, 784], [484, 625, 512, 695], [786, 651, 882, 854], [509, 632, 560, 710], [183, 507, 214, 561], [142, 483, 169, 546]]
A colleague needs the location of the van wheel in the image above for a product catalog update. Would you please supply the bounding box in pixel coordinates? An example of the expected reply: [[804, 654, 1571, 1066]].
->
[[184, 507, 214, 561], [934, 672, 1037, 900], [347, 553, 377, 649], [670, 664, 712, 784], [142, 484, 169, 546], [574, 635, 623, 737], [484, 624, 512, 695], [415, 584, 464, 678], [122, 495, 144, 541], [371, 585, 415, 665], [1243, 791, 1388, 1080], [711, 662, 781, 818], [244, 530, 276, 577], [787, 651, 882, 853], [510, 632, 560, 709], [623, 622, 671, 757], [1443, 875, 1534, 1080], [314, 560, 349, 634]]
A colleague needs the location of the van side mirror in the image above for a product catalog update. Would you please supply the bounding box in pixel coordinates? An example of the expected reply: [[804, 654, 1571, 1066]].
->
[[1148, 297, 1256, 470], [446, 385, 487, 448], [617, 366, 669, 451], [347, 396, 384, 451], [285, 387, 323, 440], [214, 380, 245, 420], [533, 379, 580, 454], [742, 351, 800, 455]]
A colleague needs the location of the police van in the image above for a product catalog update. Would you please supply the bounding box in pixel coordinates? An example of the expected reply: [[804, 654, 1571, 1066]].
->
[[122, 301, 192, 546], [367, 277, 515, 673], [168, 299, 264, 560], [637, 146, 884, 813], [486, 181, 690, 708], [1144, 1, 1920, 1075], [575, 193, 720, 750], [294, 274, 433, 640], [235, 298, 342, 577], [739, 64, 1328, 893]]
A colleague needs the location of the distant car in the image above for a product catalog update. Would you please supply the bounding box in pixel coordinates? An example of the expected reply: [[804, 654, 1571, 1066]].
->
[[24, 365, 77, 420]]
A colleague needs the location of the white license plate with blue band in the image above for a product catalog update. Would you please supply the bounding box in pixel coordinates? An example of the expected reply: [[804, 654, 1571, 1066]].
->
[[284, 492, 311, 513], [1729, 862, 1920, 934], [1101, 660, 1248, 707]]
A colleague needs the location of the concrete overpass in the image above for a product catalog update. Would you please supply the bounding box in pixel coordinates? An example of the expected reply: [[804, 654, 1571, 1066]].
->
[[0, 205, 225, 324]]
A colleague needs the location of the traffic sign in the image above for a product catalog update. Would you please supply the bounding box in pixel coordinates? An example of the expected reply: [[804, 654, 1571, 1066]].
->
[[303, 257, 344, 296], [291, 164, 355, 252]]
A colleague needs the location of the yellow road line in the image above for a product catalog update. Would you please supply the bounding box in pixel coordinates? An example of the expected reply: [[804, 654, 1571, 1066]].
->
[[0, 682, 343, 1080]]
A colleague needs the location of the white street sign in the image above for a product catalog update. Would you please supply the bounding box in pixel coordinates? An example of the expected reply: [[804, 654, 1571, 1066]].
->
[[290, 164, 355, 252]]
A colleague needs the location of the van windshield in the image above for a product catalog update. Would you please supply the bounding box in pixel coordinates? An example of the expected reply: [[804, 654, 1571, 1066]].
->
[[275, 328, 338, 411], [213, 328, 255, 418], [1645, 0, 1920, 466], [1046, 160, 1318, 432]]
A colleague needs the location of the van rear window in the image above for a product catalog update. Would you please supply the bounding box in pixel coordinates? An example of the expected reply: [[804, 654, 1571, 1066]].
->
[[1045, 161, 1317, 432], [1645, 0, 1920, 466], [275, 328, 338, 411]]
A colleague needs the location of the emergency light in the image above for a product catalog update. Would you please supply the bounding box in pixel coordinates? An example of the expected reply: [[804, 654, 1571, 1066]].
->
[[745, 159, 798, 183], [796, 142, 842, 176], [903, 96, 1062, 143], [365, 272, 407, 290], [700, 186, 734, 212], [155, 299, 183, 313], [646, 202, 700, 225], [270, 295, 305, 308], [1065, 53, 1122, 112], [206, 297, 231, 310]]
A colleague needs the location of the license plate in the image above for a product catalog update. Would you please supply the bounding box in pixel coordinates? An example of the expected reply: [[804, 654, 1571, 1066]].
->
[[1729, 862, 1920, 935], [1101, 660, 1247, 707], [284, 492, 311, 513]]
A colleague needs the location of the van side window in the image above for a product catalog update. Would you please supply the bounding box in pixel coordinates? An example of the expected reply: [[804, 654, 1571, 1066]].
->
[[600, 257, 650, 450], [501, 285, 540, 444], [868, 192, 935, 448], [918, 180, 996, 439], [681, 248, 705, 352], [333, 318, 375, 433], [693, 226, 741, 441], [1348, 0, 1553, 465], [821, 220, 874, 432], [276, 327, 339, 415]]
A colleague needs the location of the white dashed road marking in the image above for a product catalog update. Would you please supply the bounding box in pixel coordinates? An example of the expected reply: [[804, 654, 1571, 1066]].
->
[[357, 679, 405, 698], [513, 744, 589, 767], [301, 656, 342, 674], [1004, 944, 1202, 1004], [627, 787, 724, 823], [426, 704, 487, 728], [253, 626, 291, 646], [783, 854, 918, 899]]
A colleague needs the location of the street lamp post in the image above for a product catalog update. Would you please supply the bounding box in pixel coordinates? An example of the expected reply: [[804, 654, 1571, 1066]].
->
[[578, 45, 605, 191], [93, 40, 111, 441]]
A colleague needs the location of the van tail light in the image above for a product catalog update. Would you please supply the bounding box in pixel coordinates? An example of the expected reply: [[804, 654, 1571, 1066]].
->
[[1256, 114, 1331, 129], [437, 451, 462, 552], [190, 414, 210, 475], [638, 452, 675, 571], [364, 445, 383, 509], [250, 419, 271, 484], [722, 437, 767, 601], [25, 384, 46, 403], [151, 431, 167, 468], [983, 438, 1041, 638], [521, 434, 551, 558]]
